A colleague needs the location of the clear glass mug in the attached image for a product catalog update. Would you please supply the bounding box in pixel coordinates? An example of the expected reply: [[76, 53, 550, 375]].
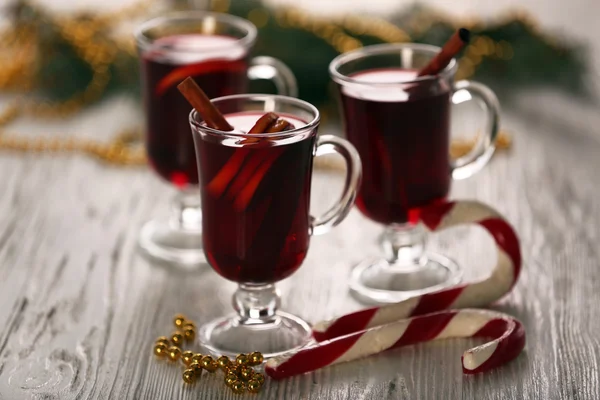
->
[[135, 12, 297, 268], [329, 43, 500, 304], [189, 94, 361, 357]]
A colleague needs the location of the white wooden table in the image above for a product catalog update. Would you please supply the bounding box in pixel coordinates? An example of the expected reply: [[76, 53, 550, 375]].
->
[[2, 0, 600, 398]]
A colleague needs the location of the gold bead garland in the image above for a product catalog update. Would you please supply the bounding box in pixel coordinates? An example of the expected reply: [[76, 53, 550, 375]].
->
[[152, 314, 267, 394]]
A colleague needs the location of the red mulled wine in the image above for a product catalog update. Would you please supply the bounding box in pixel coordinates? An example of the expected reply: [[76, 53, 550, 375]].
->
[[339, 68, 451, 224], [140, 34, 249, 187], [195, 113, 315, 284]]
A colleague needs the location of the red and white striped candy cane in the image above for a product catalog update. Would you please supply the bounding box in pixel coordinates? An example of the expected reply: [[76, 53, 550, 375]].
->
[[313, 200, 522, 342], [265, 309, 525, 380]]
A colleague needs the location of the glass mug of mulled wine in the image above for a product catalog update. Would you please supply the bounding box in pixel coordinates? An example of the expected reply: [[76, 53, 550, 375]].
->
[[329, 43, 500, 304], [135, 12, 297, 268], [189, 94, 361, 357]]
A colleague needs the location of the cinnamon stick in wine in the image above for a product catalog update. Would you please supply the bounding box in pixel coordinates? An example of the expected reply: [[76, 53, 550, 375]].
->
[[248, 112, 279, 134], [266, 119, 291, 133], [206, 113, 294, 201], [177, 77, 233, 131], [232, 117, 295, 210], [418, 28, 470, 77]]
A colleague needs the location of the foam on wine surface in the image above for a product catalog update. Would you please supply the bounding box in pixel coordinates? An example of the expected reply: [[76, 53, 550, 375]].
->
[[145, 34, 247, 65], [223, 112, 306, 134], [341, 68, 420, 102]]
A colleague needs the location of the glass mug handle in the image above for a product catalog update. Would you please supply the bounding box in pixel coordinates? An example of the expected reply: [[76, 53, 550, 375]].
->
[[450, 80, 501, 180], [310, 135, 362, 236], [248, 56, 298, 97]]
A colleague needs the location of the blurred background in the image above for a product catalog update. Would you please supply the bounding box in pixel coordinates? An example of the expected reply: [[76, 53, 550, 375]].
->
[[0, 0, 598, 164]]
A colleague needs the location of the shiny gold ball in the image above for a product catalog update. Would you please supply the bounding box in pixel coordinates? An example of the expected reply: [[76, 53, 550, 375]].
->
[[224, 372, 238, 387], [174, 314, 187, 328], [247, 379, 262, 393], [236, 353, 249, 366], [239, 366, 254, 381], [181, 351, 194, 366], [231, 380, 245, 394], [253, 373, 265, 385], [249, 351, 264, 366], [227, 365, 241, 376], [201, 356, 218, 372], [190, 361, 203, 376], [182, 369, 196, 384], [168, 346, 182, 362], [191, 353, 203, 364], [155, 336, 170, 346], [183, 322, 196, 331], [183, 327, 195, 342], [171, 331, 184, 346], [217, 356, 232, 371], [153, 343, 168, 358]]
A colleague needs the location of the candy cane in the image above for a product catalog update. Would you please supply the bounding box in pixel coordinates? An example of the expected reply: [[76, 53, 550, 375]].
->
[[313, 200, 522, 342], [265, 309, 525, 380]]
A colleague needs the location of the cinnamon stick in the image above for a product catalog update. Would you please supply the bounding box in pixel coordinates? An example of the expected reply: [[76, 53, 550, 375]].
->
[[206, 114, 294, 201], [417, 28, 470, 77], [231, 116, 294, 210], [248, 112, 279, 133], [266, 119, 292, 133], [177, 77, 233, 131]]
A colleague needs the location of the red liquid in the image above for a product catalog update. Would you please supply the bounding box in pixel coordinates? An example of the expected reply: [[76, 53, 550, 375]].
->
[[140, 35, 249, 187], [339, 68, 451, 224], [195, 113, 316, 284]]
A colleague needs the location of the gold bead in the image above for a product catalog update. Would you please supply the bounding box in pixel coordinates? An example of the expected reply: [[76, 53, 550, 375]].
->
[[253, 373, 265, 385], [190, 362, 203, 376], [231, 380, 245, 394], [201, 356, 218, 372], [227, 365, 241, 376], [168, 346, 182, 362], [249, 351, 264, 366], [181, 350, 194, 366], [182, 369, 196, 384], [224, 372, 238, 387], [236, 354, 249, 366], [239, 366, 254, 381], [191, 353, 203, 364], [153, 343, 168, 358], [247, 379, 262, 393], [171, 331, 184, 346], [217, 355, 232, 371], [183, 322, 196, 331], [183, 327, 195, 342], [156, 336, 170, 346], [174, 314, 186, 328]]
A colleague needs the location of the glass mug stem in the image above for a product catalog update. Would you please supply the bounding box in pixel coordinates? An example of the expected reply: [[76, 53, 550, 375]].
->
[[170, 187, 202, 232], [380, 224, 428, 270], [233, 284, 280, 323]]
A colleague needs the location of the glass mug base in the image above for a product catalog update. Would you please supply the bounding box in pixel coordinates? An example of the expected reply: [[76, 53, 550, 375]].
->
[[349, 253, 462, 304], [138, 219, 206, 269], [199, 312, 312, 358]]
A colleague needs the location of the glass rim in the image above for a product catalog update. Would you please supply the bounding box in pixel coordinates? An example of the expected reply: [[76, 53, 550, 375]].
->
[[189, 94, 321, 139], [134, 11, 257, 53], [329, 43, 458, 86]]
